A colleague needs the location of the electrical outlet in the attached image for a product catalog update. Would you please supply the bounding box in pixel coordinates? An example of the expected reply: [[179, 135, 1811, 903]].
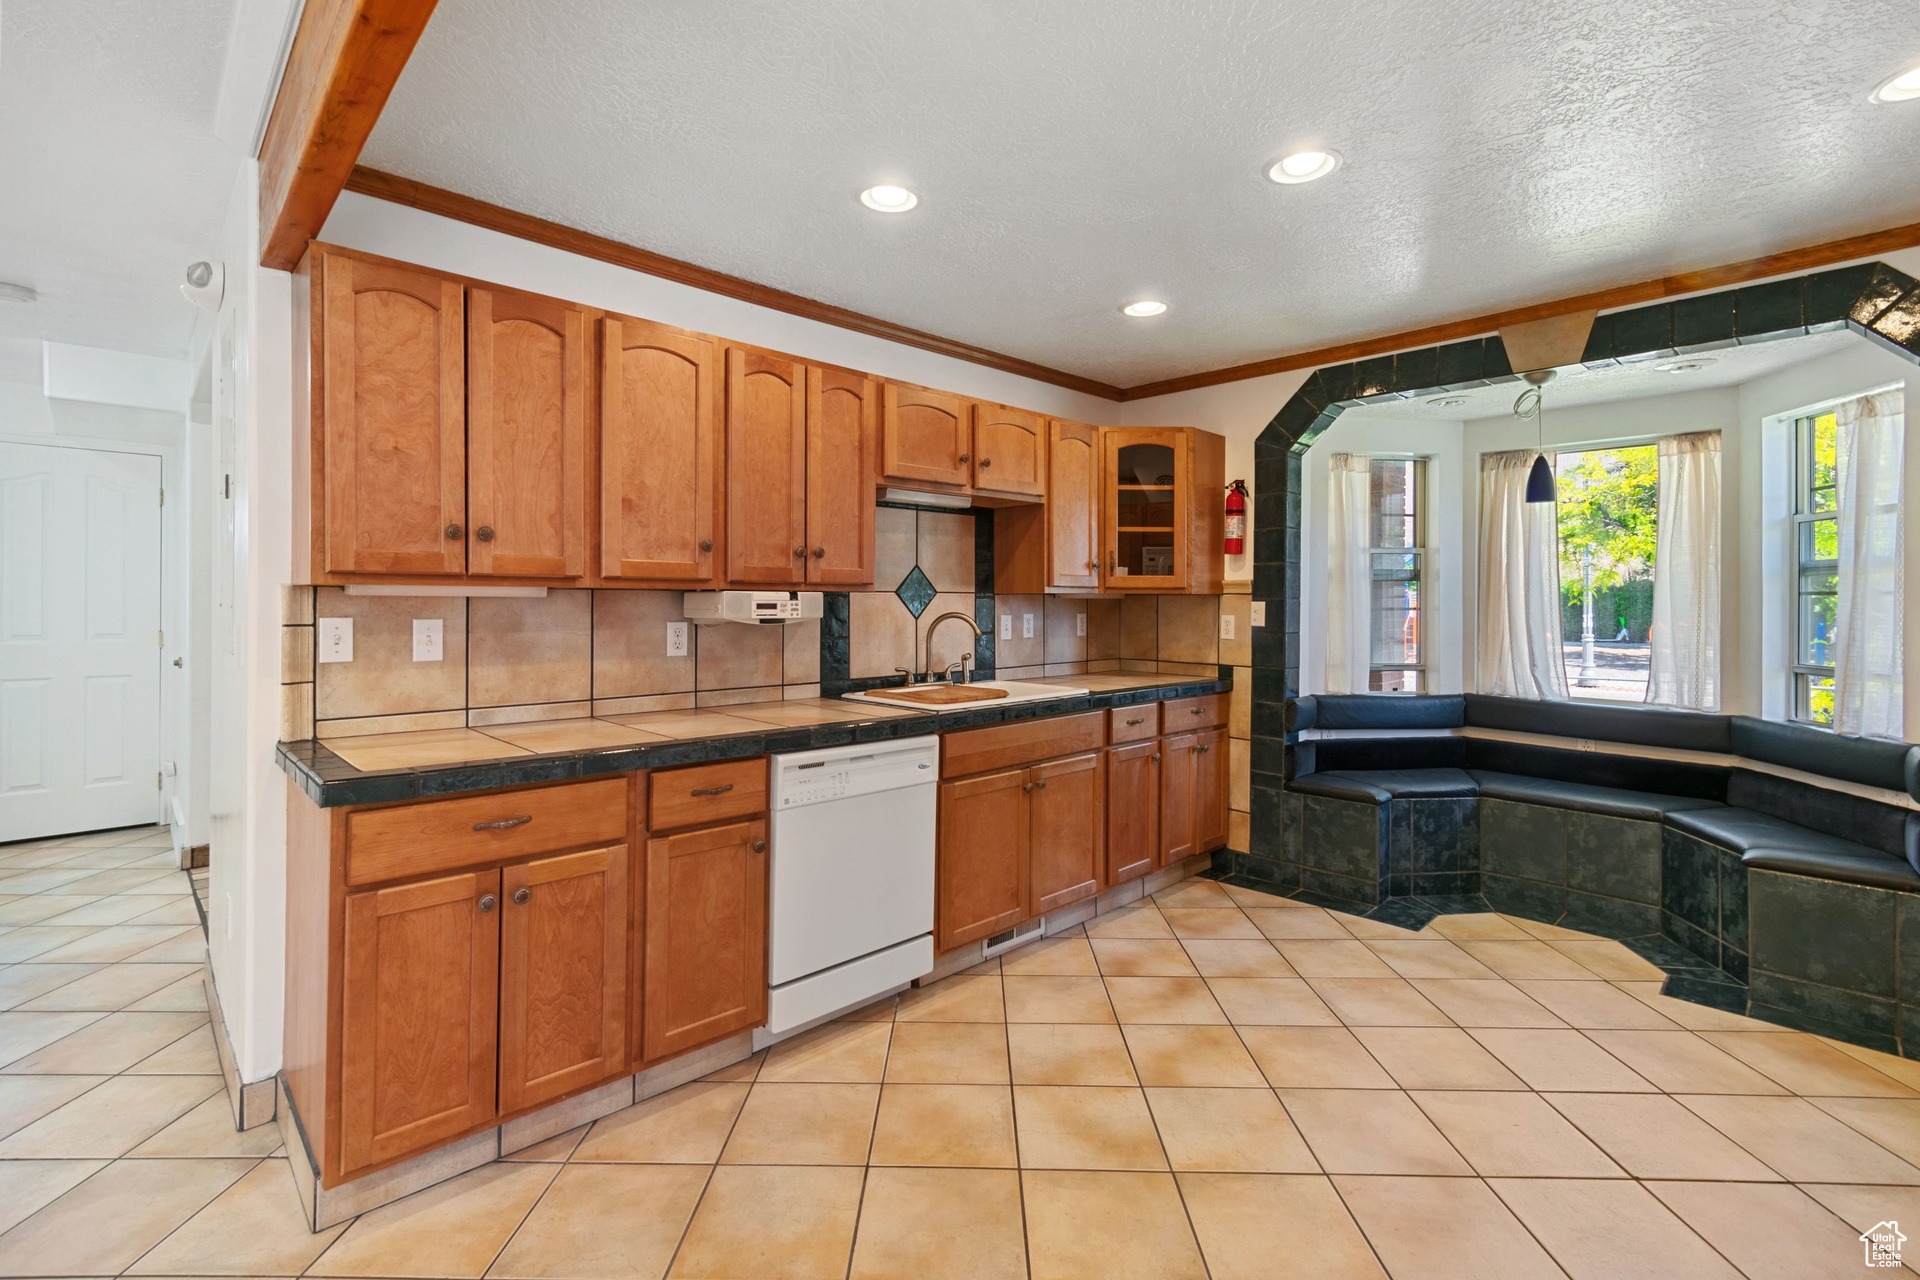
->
[[1250, 601, 1267, 628], [999, 614, 1012, 641], [667, 620, 690, 657], [317, 617, 352, 663], [412, 618, 444, 662], [1220, 614, 1236, 640], [1076, 613, 1086, 637], [1022, 613, 1034, 639]]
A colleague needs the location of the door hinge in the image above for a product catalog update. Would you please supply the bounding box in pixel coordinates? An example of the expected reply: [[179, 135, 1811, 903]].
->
[[158, 630, 164, 649], [158, 487, 164, 507], [156, 771, 163, 790]]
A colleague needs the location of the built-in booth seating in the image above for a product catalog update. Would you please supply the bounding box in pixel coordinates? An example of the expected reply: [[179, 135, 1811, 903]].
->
[[1283, 694, 1920, 1054]]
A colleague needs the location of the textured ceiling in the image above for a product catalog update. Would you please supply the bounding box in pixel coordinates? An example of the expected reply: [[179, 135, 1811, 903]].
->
[[364, 0, 1920, 387], [0, 0, 242, 361]]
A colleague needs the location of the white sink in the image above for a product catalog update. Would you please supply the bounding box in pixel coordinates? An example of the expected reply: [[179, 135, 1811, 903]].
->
[[841, 679, 1090, 709]]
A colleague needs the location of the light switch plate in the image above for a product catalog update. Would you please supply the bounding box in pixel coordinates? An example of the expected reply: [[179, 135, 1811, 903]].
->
[[1251, 601, 1267, 628], [412, 618, 443, 662], [1220, 614, 1236, 640], [1076, 613, 1086, 637], [667, 620, 690, 657], [1022, 613, 1034, 639], [317, 617, 352, 663], [999, 614, 1012, 641]]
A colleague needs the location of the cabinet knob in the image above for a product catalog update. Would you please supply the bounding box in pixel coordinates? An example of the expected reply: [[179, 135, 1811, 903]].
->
[[1022, 782, 1034, 793], [511, 887, 531, 905], [476, 526, 495, 542], [700, 539, 714, 552], [979, 457, 991, 469], [1037, 777, 1048, 789], [813, 547, 825, 558], [752, 839, 767, 853], [1088, 560, 1099, 570], [958, 453, 970, 463], [445, 524, 463, 540], [1197, 744, 1210, 754], [794, 546, 806, 558], [478, 894, 497, 913], [1152, 753, 1161, 763]]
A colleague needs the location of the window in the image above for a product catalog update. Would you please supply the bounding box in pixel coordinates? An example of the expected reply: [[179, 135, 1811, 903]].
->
[[1792, 410, 1839, 724], [1368, 458, 1425, 692]]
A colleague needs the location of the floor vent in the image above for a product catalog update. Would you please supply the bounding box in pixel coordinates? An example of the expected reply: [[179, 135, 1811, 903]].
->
[[981, 917, 1045, 958]]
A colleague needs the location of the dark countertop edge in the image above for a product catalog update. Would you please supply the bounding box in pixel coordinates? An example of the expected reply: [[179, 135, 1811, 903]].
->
[[278, 675, 1232, 808]]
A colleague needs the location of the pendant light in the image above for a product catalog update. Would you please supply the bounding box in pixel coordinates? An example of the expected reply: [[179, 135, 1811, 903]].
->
[[1514, 369, 1558, 503]]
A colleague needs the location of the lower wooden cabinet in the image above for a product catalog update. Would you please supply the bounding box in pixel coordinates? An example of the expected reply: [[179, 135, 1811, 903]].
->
[[340, 870, 500, 1178], [1028, 752, 1104, 916], [643, 819, 768, 1063], [1106, 740, 1161, 885], [500, 845, 627, 1114], [1194, 727, 1228, 854], [937, 768, 1028, 951], [1160, 732, 1197, 866]]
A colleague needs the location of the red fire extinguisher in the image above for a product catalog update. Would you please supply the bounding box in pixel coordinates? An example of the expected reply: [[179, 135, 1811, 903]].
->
[[1224, 480, 1248, 555]]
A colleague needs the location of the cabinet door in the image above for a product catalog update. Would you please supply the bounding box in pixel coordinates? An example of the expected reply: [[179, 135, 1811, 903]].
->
[[600, 317, 719, 582], [806, 366, 877, 585], [320, 254, 465, 576], [1106, 740, 1160, 886], [340, 870, 498, 1177], [500, 845, 627, 1114], [1159, 732, 1197, 865], [973, 403, 1045, 497], [1028, 751, 1103, 916], [726, 348, 808, 583], [1047, 419, 1101, 590], [643, 819, 768, 1062], [1103, 428, 1190, 591], [937, 769, 1027, 950], [468, 287, 588, 578], [1193, 727, 1228, 853], [882, 383, 971, 488]]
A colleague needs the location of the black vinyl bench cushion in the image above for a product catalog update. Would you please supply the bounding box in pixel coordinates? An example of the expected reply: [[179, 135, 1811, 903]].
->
[[1665, 806, 1920, 891], [1287, 768, 1477, 804], [1467, 770, 1724, 822]]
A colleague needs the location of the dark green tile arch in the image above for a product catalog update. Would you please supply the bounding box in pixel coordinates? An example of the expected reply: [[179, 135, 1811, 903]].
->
[[1241, 260, 1920, 881]]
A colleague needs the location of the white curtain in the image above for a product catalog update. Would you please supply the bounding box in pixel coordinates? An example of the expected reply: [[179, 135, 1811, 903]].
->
[[1477, 450, 1569, 699], [1834, 390, 1905, 739], [1646, 431, 1721, 710], [1323, 453, 1374, 694]]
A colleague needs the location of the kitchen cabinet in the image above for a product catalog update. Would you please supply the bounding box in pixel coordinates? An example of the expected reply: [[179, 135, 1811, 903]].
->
[[467, 287, 590, 578], [1105, 739, 1160, 885], [725, 348, 809, 584], [315, 250, 466, 577], [643, 818, 768, 1062], [1159, 732, 1197, 866], [971, 402, 1046, 499], [1027, 751, 1104, 915], [1101, 426, 1227, 594], [339, 869, 499, 1177], [882, 382, 971, 490], [499, 845, 627, 1114], [936, 767, 1028, 950], [806, 366, 878, 585], [1193, 727, 1228, 854], [994, 418, 1099, 593], [601, 316, 722, 583]]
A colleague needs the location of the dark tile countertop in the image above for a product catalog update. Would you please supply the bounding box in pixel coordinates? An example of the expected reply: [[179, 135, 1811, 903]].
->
[[278, 671, 1232, 808]]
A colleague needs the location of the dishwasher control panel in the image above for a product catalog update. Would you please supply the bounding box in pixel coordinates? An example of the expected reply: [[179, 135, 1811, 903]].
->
[[772, 736, 941, 809], [780, 763, 854, 807]]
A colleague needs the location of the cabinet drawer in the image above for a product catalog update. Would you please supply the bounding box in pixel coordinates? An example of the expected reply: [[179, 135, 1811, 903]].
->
[[650, 758, 768, 831], [1162, 693, 1228, 731], [345, 778, 628, 887], [941, 711, 1105, 779], [1108, 705, 1159, 744]]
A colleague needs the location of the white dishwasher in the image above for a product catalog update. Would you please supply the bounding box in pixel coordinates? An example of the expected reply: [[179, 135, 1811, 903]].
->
[[758, 735, 939, 1046]]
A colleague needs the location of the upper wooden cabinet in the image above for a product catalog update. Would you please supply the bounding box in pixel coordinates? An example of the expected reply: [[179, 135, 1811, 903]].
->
[[467, 287, 589, 578], [806, 366, 878, 585], [996, 418, 1099, 593], [725, 348, 808, 584], [601, 317, 721, 584], [316, 251, 466, 577], [1101, 426, 1226, 594], [882, 382, 971, 489], [971, 403, 1045, 498]]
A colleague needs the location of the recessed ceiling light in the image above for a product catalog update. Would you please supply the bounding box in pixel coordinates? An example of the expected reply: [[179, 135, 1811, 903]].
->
[[1655, 358, 1717, 373], [859, 184, 918, 213], [1267, 149, 1341, 184], [1871, 62, 1920, 103], [0, 282, 36, 304], [1121, 300, 1168, 318], [1426, 396, 1470, 407]]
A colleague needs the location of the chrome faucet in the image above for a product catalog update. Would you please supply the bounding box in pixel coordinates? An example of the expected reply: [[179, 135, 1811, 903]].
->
[[923, 611, 982, 683]]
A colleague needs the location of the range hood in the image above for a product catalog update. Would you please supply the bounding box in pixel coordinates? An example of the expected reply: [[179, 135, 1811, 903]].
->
[[682, 591, 823, 626]]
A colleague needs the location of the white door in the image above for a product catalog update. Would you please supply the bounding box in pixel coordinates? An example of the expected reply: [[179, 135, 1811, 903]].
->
[[1, 442, 163, 841]]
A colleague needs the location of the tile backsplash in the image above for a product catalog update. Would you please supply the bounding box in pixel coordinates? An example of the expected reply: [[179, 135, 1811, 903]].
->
[[278, 501, 1247, 745]]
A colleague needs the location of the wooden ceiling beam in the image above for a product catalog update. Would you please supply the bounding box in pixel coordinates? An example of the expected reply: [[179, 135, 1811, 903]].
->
[[257, 0, 439, 271]]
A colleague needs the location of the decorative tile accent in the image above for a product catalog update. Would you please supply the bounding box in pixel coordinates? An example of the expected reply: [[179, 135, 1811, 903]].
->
[[895, 565, 938, 619]]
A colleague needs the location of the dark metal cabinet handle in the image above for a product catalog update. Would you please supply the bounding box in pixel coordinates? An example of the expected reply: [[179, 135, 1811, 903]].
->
[[477, 526, 495, 542], [1022, 781, 1034, 793], [445, 524, 463, 540], [813, 547, 825, 558], [1189, 707, 1204, 715], [979, 457, 992, 468], [691, 783, 734, 797], [1125, 717, 1144, 726], [1088, 560, 1098, 570], [473, 815, 532, 831], [511, 887, 531, 905], [794, 546, 806, 558], [1197, 744, 1211, 754], [700, 539, 714, 552], [958, 452, 970, 463], [1152, 753, 1161, 763], [478, 894, 497, 912], [1037, 777, 1048, 789], [752, 839, 767, 853]]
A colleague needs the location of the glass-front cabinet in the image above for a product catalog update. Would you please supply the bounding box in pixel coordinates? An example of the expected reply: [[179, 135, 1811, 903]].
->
[[1099, 427, 1224, 594]]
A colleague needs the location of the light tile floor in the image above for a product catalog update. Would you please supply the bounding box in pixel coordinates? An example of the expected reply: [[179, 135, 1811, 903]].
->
[[6, 830, 1920, 1276]]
